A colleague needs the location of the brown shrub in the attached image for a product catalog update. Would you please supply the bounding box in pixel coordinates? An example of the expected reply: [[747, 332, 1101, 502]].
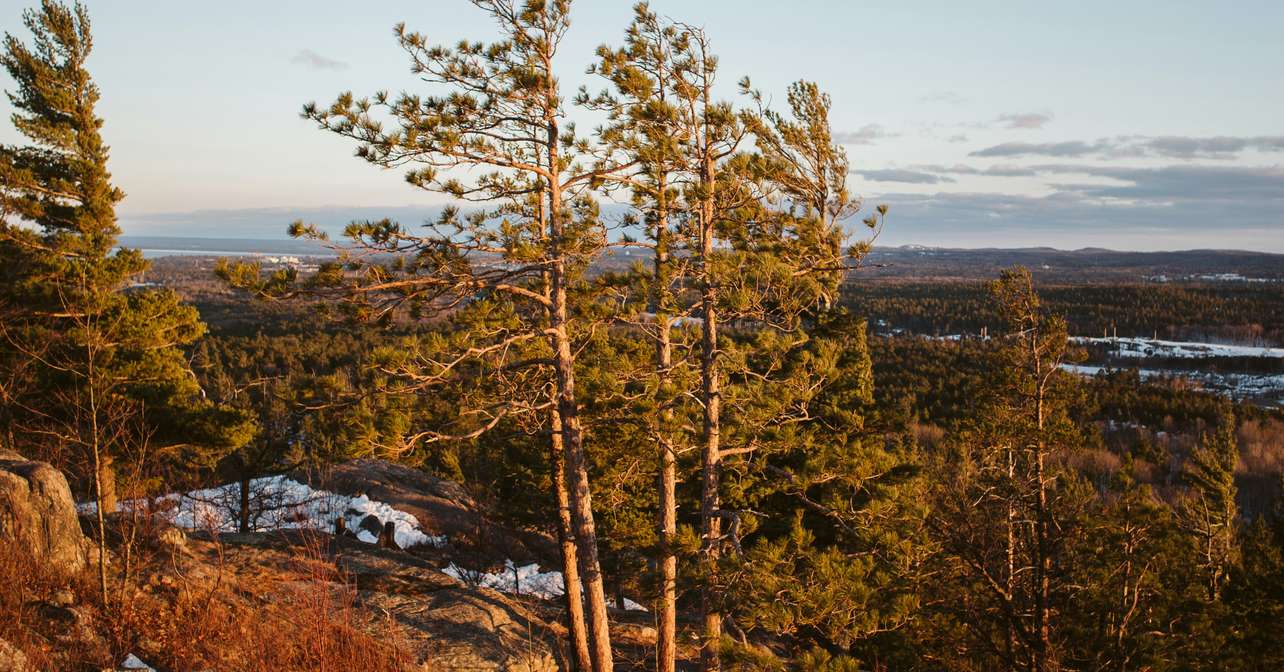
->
[[0, 540, 110, 670], [1, 521, 413, 671], [115, 533, 414, 672]]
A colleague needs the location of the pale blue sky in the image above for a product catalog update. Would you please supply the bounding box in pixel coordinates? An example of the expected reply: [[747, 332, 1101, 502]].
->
[[2, 1, 1282, 250]]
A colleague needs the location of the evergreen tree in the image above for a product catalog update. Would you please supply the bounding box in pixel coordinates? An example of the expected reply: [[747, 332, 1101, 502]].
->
[[583, 8, 691, 666], [1063, 460, 1195, 671], [928, 267, 1081, 671], [1179, 408, 1240, 601], [0, 0, 250, 602], [1224, 486, 1284, 670], [723, 311, 928, 669], [219, 3, 636, 667]]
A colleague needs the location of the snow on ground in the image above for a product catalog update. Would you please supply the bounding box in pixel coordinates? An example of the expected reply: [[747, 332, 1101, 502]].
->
[[444, 559, 647, 611], [1060, 364, 1284, 405], [82, 475, 445, 549], [119, 653, 155, 671], [1072, 337, 1284, 359]]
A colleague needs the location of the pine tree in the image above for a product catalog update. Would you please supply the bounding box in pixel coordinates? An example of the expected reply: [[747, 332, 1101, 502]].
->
[[1179, 408, 1240, 601], [0, 0, 248, 603], [929, 267, 1079, 671], [722, 311, 928, 669], [583, 8, 696, 668], [1064, 459, 1192, 671], [219, 3, 634, 668]]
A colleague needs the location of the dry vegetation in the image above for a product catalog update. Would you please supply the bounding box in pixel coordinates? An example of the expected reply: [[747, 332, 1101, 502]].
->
[[0, 523, 413, 671]]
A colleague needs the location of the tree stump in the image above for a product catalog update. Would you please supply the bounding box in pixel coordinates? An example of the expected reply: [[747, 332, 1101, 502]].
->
[[378, 520, 400, 550]]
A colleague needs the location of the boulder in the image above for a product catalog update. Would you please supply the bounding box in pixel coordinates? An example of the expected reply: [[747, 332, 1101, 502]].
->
[[0, 450, 88, 575], [358, 513, 384, 538], [293, 459, 556, 562], [360, 583, 561, 672]]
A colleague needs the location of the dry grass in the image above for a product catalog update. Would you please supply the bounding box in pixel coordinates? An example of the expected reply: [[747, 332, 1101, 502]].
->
[[115, 531, 414, 672], [0, 523, 414, 671], [0, 543, 108, 670]]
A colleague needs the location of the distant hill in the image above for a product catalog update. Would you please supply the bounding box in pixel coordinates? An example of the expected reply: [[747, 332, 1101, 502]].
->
[[119, 236, 332, 256], [125, 235, 1284, 284], [854, 246, 1284, 283]]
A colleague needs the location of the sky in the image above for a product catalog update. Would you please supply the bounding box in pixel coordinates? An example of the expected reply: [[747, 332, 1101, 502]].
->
[[2, 0, 1282, 251]]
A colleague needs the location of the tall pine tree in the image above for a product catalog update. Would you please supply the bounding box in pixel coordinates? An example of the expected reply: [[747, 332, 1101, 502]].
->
[[0, 0, 249, 602]]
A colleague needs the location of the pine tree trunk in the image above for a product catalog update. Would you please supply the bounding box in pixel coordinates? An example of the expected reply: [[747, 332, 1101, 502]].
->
[[654, 209, 678, 672], [1006, 446, 1017, 671], [1034, 374, 1052, 672], [553, 313, 612, 672], [547, 161, 612, 671], [1034, 445, 1052, 672], [552, 408, 592, 672], [698, 193, 722, 672]]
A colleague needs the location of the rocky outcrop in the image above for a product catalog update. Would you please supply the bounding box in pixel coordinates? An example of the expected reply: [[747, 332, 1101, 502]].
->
[[179, 531, 563, 671], [0, 450, 88, 575], [293, 459, 556, 563], [341, 550, 562, 672]]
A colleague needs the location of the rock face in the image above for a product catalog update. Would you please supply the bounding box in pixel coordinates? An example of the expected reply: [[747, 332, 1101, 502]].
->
[[0, 450, 88, 575], [293, 459, 556, 562], [340, 550, 562, 672], [181, 531, 563, 672]]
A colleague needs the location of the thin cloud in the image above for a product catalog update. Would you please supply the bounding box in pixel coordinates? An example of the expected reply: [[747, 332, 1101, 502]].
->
[[834, 124, 893, 145], [970, 135, 1284, 160], [917, 163, 1039, 177], [997, 112, 1054, 129], [919, 90, 967, 105], [1055, 164, 1284, 201], [861, 188, 1283, 248], [290, 49, 348, 71], [970, 141, 1101, 158], [1142, 135, 1284, 159], [904, 162, 1284, 204], [850, 168, 955, 185]]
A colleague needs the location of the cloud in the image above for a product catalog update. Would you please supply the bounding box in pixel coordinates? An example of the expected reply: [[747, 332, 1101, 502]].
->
[[918, 90, 966, 105], [290, 49, 348, 71], [1054, 164, 1284, 201], [946, 133, 970, 143], [997, 112, 1053, 129], [861, 188, 1283, 250], [969, 135, 1284, 160], [970, 141, 1102, 158], [850, 168, 955, 184], [920, 162, 1284, 201], [119, 205, 445, 239], [1141, 135, 1284, 159], [916, 163, 1039, 177], [859, 162, 1284, 250], [834, 124, 893, 145]]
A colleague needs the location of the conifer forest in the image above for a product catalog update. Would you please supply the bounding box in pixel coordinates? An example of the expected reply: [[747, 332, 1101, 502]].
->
[[1, 2, 1281, 670]]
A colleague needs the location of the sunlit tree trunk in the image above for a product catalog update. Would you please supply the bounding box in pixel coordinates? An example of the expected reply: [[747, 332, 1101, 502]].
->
[[551, 407, 592, 671]]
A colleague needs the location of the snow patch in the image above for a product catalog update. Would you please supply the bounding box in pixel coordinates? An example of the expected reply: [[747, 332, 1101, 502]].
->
[[119, 653, 155, 671], [82, 475, 446, 549], [444, 559, 648, 611], [1072, 337, 1284, 360], [1060, 364, 1284, 405]]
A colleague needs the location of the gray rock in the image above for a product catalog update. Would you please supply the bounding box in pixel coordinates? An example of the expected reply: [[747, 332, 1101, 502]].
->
[[358, 513, 384, 537], [0, 450, 89, 575]]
